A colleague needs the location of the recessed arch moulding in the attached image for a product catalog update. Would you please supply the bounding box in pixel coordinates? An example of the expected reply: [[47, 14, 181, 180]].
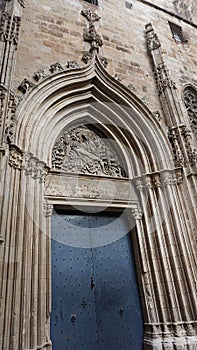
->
[[16, 57, 172, 175], [1, 57, 196, 350]]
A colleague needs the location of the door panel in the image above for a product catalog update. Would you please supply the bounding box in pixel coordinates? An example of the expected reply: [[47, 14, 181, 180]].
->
[[51, 211, 143, 350], [51, 215, 99, 350], [91, 215, 143, 349]]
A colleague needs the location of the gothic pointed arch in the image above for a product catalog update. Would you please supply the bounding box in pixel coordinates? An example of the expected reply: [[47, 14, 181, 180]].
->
[[1, 56, 196, 350], [15, 56, 173, 178]]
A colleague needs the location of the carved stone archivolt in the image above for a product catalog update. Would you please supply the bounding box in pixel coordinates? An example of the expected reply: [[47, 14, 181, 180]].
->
[[51, 125, 127, 177]]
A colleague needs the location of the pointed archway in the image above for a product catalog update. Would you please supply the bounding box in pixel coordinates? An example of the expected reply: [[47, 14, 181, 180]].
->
[[1, 56, 196, 350]]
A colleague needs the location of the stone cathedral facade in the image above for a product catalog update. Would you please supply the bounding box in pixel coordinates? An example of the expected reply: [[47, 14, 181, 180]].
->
[[0, 0, 197, 349]]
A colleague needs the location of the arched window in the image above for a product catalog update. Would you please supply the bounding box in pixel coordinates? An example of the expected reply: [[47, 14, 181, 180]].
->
[[183, 86, 197, 139]]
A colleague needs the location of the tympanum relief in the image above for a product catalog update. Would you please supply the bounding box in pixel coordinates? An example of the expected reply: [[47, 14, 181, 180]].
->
[[51, 125, 127, 178]]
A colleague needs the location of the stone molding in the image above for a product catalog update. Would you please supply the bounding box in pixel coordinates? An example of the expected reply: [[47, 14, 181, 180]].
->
[[45, 172, 139, 208], [0, 12, 21, 47], [8, 144, 49, 181], [135, 169, 183, 190], [144, 321, 197, 349]]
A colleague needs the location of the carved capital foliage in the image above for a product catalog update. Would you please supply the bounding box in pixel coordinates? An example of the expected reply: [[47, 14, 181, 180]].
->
[[168, 127, 186, 167], [81, 9, 100, 25], [51, 125, 127, 178], [81, 8, 103, 60], [0, 86, 18, 143], [135, 170, 183, 191], [145, 23, 161, 51], [43, 203, 53, 217], [8, 146, 49, 180], [83, 24, 103, 48], [8, 144, 23, 169], [33, 69, 48, 82], [98, 56, 108, 68], [66, 61, 79, 69], [131, 207, 142, 220], [0, 13, 21, 47], [0, 85, 7, 130], [181, 125, 197, 166], [23, 152, 49, 182], [81, 51, 93, 64], [18, 78, 35, 94], [49, 62, 64, 73], [154, 63, 177, 96], [5, 91, 18, 143]]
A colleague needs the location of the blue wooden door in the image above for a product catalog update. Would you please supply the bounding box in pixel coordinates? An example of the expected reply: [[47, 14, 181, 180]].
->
[[51, 211, 143, 350]]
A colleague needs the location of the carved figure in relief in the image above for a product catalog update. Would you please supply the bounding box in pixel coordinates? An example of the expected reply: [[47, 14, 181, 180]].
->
[[52, 125, 126, 177]]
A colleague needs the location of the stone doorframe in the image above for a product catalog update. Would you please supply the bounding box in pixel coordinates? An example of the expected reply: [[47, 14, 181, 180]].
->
[[0, 57, 196, 350]]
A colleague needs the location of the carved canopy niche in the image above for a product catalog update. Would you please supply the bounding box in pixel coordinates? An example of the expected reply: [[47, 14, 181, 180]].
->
[[183, 86, 197, 139], [51, 125, 127, 178]]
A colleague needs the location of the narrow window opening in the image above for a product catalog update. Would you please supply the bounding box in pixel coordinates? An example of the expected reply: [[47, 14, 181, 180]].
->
[[83, 0, 98, 5], [168, 21, 187, 43]]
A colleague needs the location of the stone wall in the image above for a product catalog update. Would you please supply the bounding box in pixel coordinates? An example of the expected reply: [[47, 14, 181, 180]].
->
[[13, 0, 197, 117]]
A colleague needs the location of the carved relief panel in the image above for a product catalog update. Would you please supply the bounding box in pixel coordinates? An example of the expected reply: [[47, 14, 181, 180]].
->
[[51, 125, 127, 178]]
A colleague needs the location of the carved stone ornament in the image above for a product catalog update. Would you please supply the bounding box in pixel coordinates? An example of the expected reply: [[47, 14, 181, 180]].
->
[[9, 145, 23, 169], [81, 8, 103, 59], [145, 23, 161, 51], [33, 69, 48, 82], [98, 56, 108, 68], [181, 125, 197, 166], [152, 110, 162, 122], [0, 85, 6, 129], [67, 61, 79, 69], [83, 25, 103, 48], [81, 51, 93, 64], [49, 62, 64, 73], [168, 127, 186, 167], [18, 78, 35, 94], [131, 207, 142, 220], [183, 86, 197, 140], [81, 9, 100, 25], [154, 63, 176, 96], [127, 83, 137, 92], [0, 13, 21, 46], [5, 92, 17, 143], [51, 125, 127, 178], [43, 203, 53, 217]]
